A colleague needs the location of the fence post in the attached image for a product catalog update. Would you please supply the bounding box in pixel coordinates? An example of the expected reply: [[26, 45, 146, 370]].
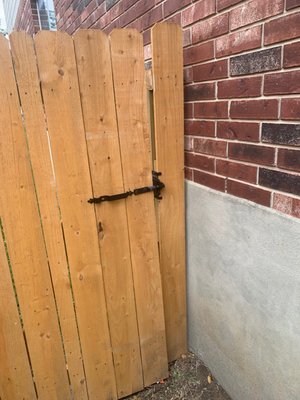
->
[[152, 22, 187, 362]]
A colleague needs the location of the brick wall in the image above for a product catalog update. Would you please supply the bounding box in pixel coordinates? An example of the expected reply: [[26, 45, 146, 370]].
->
[[182, 0, 300, 219], [50, 1, 300, 218], [14, 0, 39, 33]]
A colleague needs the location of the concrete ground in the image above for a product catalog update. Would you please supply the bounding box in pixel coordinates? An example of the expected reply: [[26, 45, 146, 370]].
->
[[126, 353, 231, 400]]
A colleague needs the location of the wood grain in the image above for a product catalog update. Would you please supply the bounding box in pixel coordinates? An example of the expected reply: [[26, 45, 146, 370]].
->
[[74, 29, 143, 398], [34, 31, 117, 399], [152, 23, 187, 361], [110, 28, 168, 386], [0, 34, 70, 399], [10, 31, 88, 400], [0, 231, 37, 399], [0, 27, 184, 398]]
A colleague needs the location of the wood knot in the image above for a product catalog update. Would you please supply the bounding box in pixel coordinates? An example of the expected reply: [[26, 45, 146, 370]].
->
[[58, 68, 64, 76], [98, 222, 104, 240]]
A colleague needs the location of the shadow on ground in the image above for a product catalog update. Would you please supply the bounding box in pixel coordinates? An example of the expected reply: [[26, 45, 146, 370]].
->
[[126, 353, 232, 400]]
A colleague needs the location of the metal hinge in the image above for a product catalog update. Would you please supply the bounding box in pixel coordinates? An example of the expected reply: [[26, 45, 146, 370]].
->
[[88, 171, 165, 204]]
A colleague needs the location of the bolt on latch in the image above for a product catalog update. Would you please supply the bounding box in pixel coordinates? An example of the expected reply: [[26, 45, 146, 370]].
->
[[88, 170, 165, 204]]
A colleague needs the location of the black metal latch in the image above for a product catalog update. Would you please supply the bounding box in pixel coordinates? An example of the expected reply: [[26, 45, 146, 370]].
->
[[88, 171, 165, 204]]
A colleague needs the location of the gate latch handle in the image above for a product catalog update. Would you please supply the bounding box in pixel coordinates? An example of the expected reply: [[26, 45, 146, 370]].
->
[[88, 171, 165, 204]]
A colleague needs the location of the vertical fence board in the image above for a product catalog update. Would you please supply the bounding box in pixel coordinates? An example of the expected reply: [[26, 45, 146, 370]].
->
[[151, 23, 187, 361], [34, 31, 117, 400], [0, 233, 37, 399], [74, 30, 143, 398], [0, 35, 71, 399], [110, 29, 168, 386], [10, 31, 88, 400]]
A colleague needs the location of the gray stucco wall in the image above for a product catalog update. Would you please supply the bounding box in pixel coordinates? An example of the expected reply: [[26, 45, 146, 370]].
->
[[186, 181, 300, 400]]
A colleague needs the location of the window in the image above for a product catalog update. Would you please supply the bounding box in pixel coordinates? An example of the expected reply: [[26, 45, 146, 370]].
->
[[36, 0, 57, 30]]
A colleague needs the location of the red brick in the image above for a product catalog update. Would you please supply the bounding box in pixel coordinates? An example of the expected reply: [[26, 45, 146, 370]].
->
[[184, 67, 193, 84], [80, 0, 97, 23], [101, 18, 120, 34], [264, 71, 300, 95], [218, 77, 262, 99], [228, 143, 275, 165], [185, 103, 193, 118], [217, 0, 244, 11], [194, 170, 226, 192], [97, 9, 112, 30], [230, 99, 278, 120], [227, 180, 271, 206], [195, 101, 229, 119], [185, 167, 193, 180], [216, 26, 262, 58], [284, 41, 300, 68], [194, 138, 227, 157], [273, 193, 300, 219], [81, 8, 98, 28], [119, 0, 155, 27], [193, 60, 228, 82], [278, 149, 300, 172], [182, 0, 216, 27], [185, 120, 215, 137], [134, 5, 163, 31], [217, 121, 260, 142], [184, 41, 214, 65], [184, 136, 193, 151], [143, 30, 151, 46], [68, 15, 82, 34], [216, 160, 257, 183], [281, 99, 300, 121], [230, 0, 283, 30], [185, 152, 215, 172], [286, 0, 300, 9], [111, 0, 137, 21], [192, 13, 229, 44], [264, 12, 300, 45], [93, 3, 108, 24], [183, 29, 191, 47], [164, 12, 181, 25], [185, 83, 215, 101], [164, 0, 191, 17]]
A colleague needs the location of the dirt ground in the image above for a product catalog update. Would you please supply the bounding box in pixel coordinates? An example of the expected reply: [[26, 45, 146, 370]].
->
[[126, 353, 232, 400]]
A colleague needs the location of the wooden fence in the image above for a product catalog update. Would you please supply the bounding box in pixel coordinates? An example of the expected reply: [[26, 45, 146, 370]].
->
[[0, 23, 185, 400]]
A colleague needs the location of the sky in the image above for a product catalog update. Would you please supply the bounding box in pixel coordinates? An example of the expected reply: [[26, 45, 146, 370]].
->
[[0, 0, 7, 31]]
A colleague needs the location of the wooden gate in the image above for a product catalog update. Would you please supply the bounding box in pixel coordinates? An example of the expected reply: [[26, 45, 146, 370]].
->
[[0, 23, 185, 400]]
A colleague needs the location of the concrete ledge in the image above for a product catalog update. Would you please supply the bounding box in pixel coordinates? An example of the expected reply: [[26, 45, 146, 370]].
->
[[186, 181, 300, 400]]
